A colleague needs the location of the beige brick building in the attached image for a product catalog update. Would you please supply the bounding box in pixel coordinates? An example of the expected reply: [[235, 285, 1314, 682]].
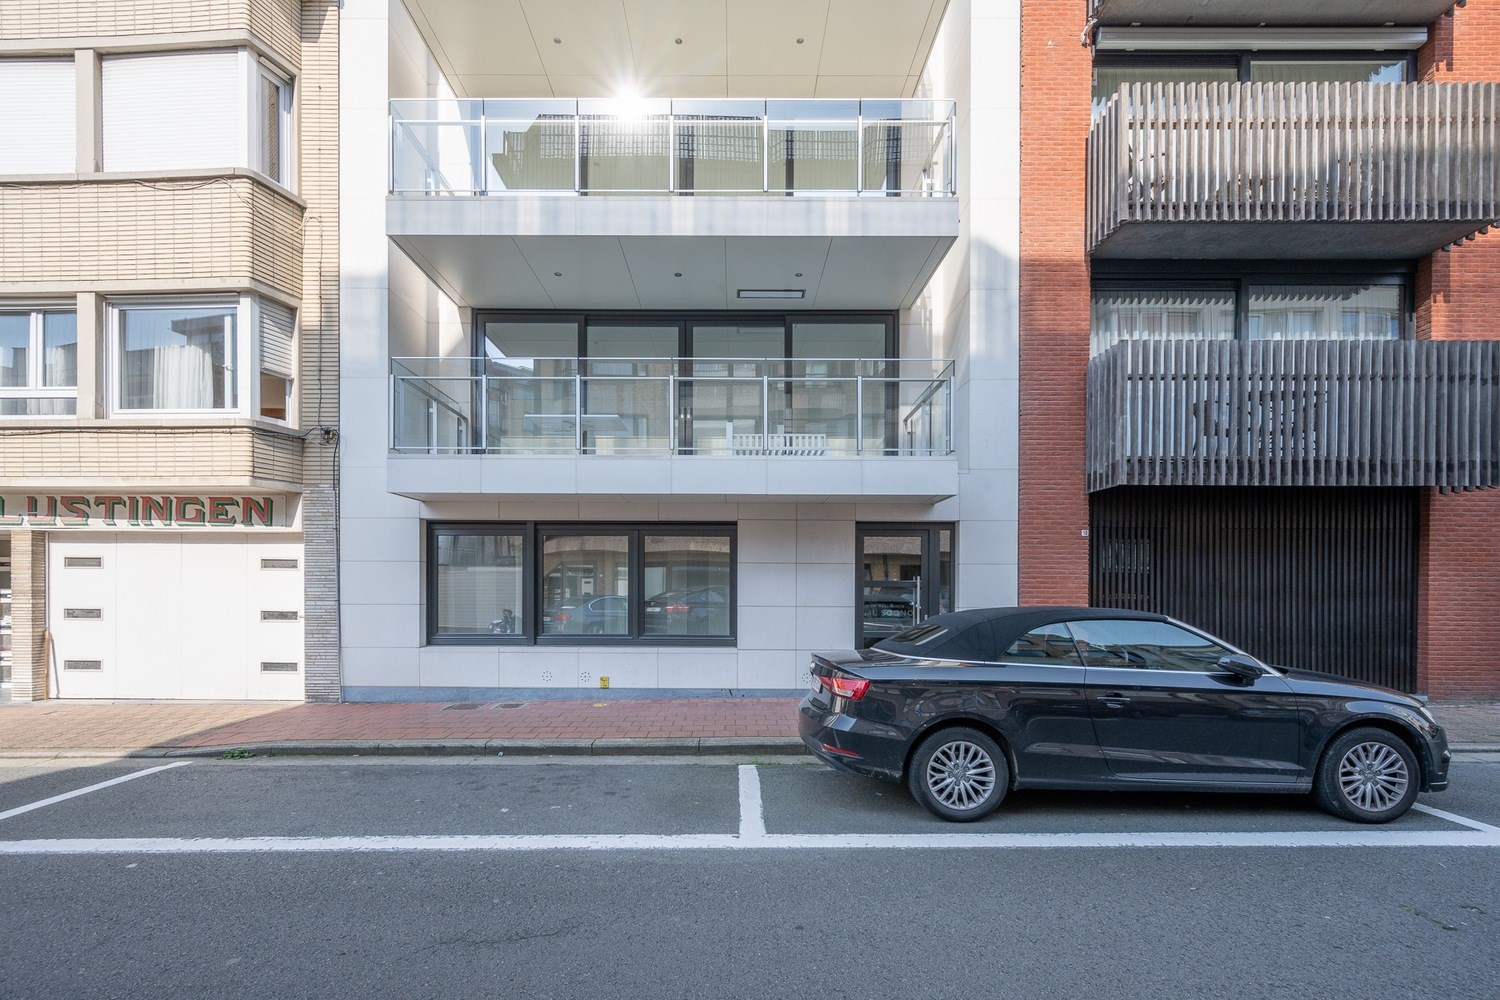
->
[[0, 0, 339, 701]]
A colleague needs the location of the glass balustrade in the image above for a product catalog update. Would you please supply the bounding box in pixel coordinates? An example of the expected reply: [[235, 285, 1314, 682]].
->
[[391, 98, 956, 197], [390, 357, 954, 457]]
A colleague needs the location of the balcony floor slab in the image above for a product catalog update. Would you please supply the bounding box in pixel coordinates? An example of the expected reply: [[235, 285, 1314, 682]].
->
[[387, 454, 958, 504]]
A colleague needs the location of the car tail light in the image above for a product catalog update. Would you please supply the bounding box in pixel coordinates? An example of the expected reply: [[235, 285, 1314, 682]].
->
[[821, 743, 860, 758], [664, 603, 690, 614], [553, 612, 571, 623], [817, 672, 870, 701]]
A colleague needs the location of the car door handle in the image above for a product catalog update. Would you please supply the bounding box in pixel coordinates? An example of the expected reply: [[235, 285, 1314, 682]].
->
[[1096, 694, 1131, 709]]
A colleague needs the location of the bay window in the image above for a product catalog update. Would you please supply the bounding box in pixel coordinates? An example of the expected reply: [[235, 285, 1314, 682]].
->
[[116, 302, 237, 411]]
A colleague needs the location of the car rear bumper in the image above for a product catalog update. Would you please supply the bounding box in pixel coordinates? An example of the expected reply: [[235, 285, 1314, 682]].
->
[[798, 693, 908, 780]]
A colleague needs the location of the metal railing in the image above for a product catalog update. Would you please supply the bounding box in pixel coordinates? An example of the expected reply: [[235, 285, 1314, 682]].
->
[[1086, 338, 1500, 492], [390, 98, 956, 197], [391, 357, 955, 458], [1088, 81, 1500, 251]]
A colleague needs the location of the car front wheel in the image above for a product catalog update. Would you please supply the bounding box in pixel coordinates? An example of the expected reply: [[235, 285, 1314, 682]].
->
[[907, 727, 1008, 823], [1314, 727, 1420, 824]]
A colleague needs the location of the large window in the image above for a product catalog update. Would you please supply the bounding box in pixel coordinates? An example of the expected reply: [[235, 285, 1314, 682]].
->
[[1091, 273, 1409, 355], [115, 302, 237, 411], [1093, 52, 1411, 116], [0, 307, 77, 416], [478, 312, 897, 364], [429, 524, 735, 645]]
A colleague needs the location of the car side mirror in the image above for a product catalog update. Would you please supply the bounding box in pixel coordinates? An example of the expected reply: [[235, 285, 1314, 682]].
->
[[1216, 654, 1264, 681]]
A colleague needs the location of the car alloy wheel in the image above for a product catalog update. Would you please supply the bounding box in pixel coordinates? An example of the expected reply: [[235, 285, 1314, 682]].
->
[[908, 726, 1009, 822], [1337, 741, 1409, 814], [1314, 726, 1420, 824]]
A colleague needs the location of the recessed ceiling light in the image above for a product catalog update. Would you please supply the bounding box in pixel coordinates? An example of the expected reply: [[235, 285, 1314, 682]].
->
[[737, 289, 804, 299], [795, 37, 805, 44], [553, 37, 562, 44], [674, 37, 683, 45], [553, 271, 562, 277], [794, 272, 803, 277], [674, 272, 683, 277]]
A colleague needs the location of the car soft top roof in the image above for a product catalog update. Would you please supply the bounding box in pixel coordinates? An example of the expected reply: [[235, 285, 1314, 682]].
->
[[871, 606, 1168, 661]]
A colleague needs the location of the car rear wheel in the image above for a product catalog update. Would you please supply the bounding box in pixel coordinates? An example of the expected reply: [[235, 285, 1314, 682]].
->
[[1314, 727, 1420, 824], [907, 727, 1008, 823]]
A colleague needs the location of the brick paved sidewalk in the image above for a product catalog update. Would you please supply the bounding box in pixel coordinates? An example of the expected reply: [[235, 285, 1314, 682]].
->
[[0, 698, 802, 753], [0, 697, 1494, 755]]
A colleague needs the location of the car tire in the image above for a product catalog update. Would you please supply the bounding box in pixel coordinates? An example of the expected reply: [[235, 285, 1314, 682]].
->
[[907, 727, 1008, 823], [1314, 727, 1420, 824]]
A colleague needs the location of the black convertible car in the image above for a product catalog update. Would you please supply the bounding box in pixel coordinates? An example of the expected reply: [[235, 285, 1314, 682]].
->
[[799, 607, 1450, 824]]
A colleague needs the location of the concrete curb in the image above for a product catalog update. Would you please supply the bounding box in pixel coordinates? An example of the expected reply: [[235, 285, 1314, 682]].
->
[[1, 739, 1495, 760], [149, 736, 813, 758]]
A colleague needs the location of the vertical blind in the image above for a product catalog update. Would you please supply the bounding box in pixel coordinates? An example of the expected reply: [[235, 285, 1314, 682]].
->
[[102, 50, 245, 172], [0, 59, 77, 173]]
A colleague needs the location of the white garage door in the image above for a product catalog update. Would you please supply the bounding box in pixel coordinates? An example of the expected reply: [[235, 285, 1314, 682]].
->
[[48, 533, 304, 700]]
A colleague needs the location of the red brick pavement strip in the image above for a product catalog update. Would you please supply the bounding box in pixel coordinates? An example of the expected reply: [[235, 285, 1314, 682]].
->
[[1, 698, 1495, 755], [0, 699, 803, 752]]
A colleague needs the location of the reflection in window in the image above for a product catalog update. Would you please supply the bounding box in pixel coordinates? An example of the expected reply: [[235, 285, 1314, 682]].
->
[[1092, 64, 1238, 116], [0, 309, 78, 416], [540, 534, 630, 636], [1249, 60, 1406, 84], [643, 535, 731, 636], [1091, 287, 1236, 355], [1248, 285, 1401, 341], [1067, 619, 1229, 672], [1005, 623, 1083, 664], [118, 304, 236, 410], [434, 530, 524, 637]]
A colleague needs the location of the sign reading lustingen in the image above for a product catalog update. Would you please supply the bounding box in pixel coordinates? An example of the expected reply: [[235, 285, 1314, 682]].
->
[[0, 495, 283, 528]]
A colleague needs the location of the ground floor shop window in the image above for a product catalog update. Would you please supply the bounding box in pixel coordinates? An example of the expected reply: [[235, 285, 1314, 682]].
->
[[428, 523, 735, 645]]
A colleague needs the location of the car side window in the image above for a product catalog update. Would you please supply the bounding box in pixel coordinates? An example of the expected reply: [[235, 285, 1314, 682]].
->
[[1003, 623, 1084, 665], [1065, 620, 1228, 672]]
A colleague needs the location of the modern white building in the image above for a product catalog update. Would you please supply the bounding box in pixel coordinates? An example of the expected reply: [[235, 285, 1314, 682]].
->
[[338, 0, 1021, 698]]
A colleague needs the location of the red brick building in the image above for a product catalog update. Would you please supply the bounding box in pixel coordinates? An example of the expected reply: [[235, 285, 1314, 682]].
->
[[1020, 0, 1500, 696]]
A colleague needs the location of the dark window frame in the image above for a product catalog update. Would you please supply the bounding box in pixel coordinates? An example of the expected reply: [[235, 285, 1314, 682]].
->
[[855, 522, 957, 650], [1091, 263, 1415, 345], [473, 309, 900, 363], [426, 521, 737, 647], [1092, 49, 1418, 85]]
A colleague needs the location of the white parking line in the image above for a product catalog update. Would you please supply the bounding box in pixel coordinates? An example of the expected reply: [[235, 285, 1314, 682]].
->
[[738, 765, 766, 842], [0, 829, 1498, 855], [1412, 803, 1500, 833], [0, 761, 192, 823]]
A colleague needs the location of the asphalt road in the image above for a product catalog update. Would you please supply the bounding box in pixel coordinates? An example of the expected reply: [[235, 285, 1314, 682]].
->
[[1, 754, 1497, 1000]]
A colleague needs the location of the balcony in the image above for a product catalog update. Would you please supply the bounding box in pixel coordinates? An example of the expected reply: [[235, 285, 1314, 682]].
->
[[387, 99, 959, 310], [1086, 339, 1500, 492], [1087, 1, 1458, 27], [1088, 82, 1500, 259], [387, 357, 958, 502]]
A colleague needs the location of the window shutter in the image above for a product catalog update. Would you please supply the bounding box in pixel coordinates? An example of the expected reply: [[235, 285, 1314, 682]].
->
[[101, 51, 245, 172], [0, 60, 77, 173], [259, 300, 296, 377]]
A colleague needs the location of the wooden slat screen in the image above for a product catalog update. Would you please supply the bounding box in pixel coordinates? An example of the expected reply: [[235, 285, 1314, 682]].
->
[[1086, 338, 1500, 491], [1088, 81, 1500, 250], [1090, 486, 1418, 691]]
